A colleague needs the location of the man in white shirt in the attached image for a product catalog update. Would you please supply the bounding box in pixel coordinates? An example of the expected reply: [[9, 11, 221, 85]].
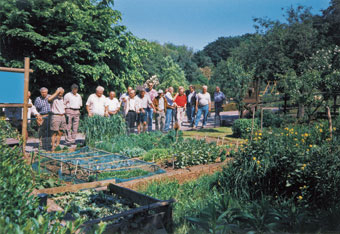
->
[[123, 90, 140, 134], [86, 86, 108, 117], [164, 87, 176, 132], [194, 85, 211, 129], [105, 91, 120, 116], [137, 89, 155, 133], [48, 87, 66, 151], [64, 84, 82, 144], [119, 86, 133, 108]]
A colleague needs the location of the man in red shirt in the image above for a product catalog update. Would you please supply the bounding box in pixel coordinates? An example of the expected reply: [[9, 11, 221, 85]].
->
[[174, 86, 187, 128]]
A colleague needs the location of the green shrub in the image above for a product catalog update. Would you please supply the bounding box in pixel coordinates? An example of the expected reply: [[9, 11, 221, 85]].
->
[[79, 115, 126, 144], [142, 148, 170, 162], [232, 118, 259, 138], [217, 122, 340, 209]]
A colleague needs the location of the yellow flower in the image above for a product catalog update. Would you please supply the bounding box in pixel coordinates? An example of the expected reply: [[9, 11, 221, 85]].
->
[[295, 132, 298, 135], [320, 129, 323, 133], [253, 157, 256, 161], [258, 137, 262, 140], [257, 160, 260, 165], [259, 132, 262, 136], [296, 144, 299, 146], [255, 132, 258, 136], [306, 149, 310, 152], [298, 196, 303, 200], [333, 127, 336, 131], [301, 139, 305, 143], [304, 133, 309, 137], [309, 145, 313, 148], [285, 127, 289, 131]]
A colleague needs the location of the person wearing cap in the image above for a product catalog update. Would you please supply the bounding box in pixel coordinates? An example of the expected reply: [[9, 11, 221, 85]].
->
[[137, 89, 155, 133], [174, 86, 187, 128], [64, 84, 82, 145], [48, 87, 66, 151], [146, 82, 158, 131], [153, 89, 168, 132]]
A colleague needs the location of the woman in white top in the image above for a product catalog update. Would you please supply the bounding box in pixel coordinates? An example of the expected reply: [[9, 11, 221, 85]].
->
[[194, 85, 211, 129]]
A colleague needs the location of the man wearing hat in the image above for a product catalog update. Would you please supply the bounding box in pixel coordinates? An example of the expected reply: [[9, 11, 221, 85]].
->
[[153, 89, 168, 132]]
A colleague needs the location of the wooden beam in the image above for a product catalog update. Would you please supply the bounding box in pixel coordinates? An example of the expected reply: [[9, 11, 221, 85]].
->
[[108, 183, 160, 206], [33, 179, 117, 195], [0, 67, 33, 73], [83, 199, 175, 226], [0, 104, 32, 108], [22, 57, 30, 150]]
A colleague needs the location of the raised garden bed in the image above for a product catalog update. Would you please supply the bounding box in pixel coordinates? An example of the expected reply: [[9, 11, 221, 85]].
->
[[41, 183, 175, 233]]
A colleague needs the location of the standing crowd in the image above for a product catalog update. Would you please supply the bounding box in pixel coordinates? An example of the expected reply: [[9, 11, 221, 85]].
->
[[4, 82, 226, 151]]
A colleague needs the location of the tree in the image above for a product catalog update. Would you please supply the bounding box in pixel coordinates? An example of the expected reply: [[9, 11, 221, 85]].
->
[[158, 56, 187, 90], [233, 6, 326, 118], [202, 35, 252, 66], [0, 0, 149, 97], [322, 0, 340, 46], [211, 58, 253, 116]]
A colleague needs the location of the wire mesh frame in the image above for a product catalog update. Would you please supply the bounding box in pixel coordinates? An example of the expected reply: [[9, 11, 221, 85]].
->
[[37, 146, 164, 182]]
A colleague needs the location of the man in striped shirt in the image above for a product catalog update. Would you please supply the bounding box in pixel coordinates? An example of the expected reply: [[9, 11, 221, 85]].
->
[[34, 87, 52, 149]]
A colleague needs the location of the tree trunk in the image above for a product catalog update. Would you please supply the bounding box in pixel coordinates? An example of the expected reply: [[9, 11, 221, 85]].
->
[[297, 103, 305, 119]]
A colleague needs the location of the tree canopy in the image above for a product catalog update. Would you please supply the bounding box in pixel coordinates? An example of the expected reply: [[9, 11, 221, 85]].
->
[[0, 0, 149, 96]]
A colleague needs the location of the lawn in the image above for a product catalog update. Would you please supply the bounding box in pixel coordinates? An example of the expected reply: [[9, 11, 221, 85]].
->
[[182, 127, 243, 144]]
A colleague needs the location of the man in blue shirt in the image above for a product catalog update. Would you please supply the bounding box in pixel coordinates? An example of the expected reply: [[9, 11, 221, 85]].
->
[[214, 86, 226, 125]]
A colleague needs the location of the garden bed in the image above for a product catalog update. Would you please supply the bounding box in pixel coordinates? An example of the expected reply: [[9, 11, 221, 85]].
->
[[42, 183, 175, 233]]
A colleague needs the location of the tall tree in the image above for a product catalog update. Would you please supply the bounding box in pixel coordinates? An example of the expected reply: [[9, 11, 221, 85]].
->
[[211, 58, 253, 116], [0, 0, 149, 96], [203, 35, 252, 66]]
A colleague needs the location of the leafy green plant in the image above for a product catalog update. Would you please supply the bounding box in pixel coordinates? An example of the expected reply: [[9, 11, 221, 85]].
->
[[120, 147, 146, 158], [142, 148, 170, 162], [53, 190, 132, 221], [232, 118, 259, 138], [173, 139, 223, 168], [80, 115, 126, 144]]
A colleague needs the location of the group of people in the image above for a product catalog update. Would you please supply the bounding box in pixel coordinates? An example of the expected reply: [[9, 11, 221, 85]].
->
[[4, 82, 226, 151]]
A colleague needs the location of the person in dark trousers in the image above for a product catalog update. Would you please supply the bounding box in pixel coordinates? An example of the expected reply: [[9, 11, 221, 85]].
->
[[185, 85, 197, 127], [123, 90, 140, 134], [214, 86, 226, 126]]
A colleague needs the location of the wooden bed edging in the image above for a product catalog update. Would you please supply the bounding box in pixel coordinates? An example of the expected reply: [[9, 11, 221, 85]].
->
[[33, 179, 116, 195]]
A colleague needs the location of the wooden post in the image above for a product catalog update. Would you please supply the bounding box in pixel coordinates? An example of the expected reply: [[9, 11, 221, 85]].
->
[[250, 106, 255, 141], [333, 95, 337, 116], [260, 108, 264, 132], [22, 57, 30, 151], [326, 106, 333, 139]]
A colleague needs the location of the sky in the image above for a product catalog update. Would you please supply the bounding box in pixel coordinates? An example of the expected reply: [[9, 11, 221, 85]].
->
[[114, 0, 331, 51]]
